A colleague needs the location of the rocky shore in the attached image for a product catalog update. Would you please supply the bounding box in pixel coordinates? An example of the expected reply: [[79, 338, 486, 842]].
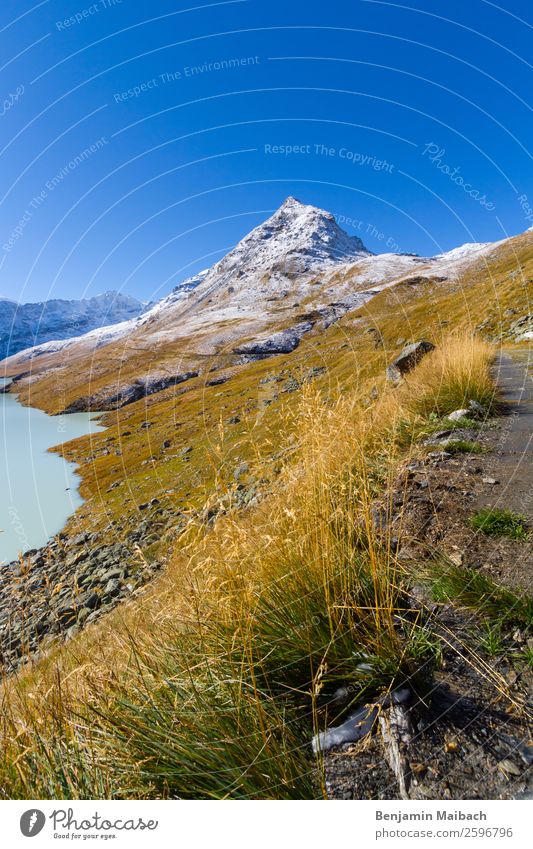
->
[[0, 465, 268, 673], [0, 526, 165, 673]]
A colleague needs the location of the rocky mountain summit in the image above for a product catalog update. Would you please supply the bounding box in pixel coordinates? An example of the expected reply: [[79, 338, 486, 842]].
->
[[206, 195, 370, 276], [0, 199, 371, 369], [0, 290, 147, 361]]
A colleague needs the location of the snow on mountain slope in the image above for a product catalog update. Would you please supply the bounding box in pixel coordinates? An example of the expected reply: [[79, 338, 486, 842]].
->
[[433, 242, 493, 262], [6, 273, 210, 365], [138, 269, 209, 322], [0, 198, 509, 394], [7, 317, 142, 362], [0, 291, 148, 361], [207, 195, 370, 273]]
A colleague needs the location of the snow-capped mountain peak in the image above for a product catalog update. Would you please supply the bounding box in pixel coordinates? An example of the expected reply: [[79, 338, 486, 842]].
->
[[211, 196, 370, 278]]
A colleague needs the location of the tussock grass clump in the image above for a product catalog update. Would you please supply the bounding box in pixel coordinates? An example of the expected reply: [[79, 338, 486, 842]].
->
[[469, 508, 530, 540], [425, 562, 533, 627], [102, 672, 315, 800], [442, 440, 484, 455], [402, 334, 496, 418], [380, 335, 494, 451], [0, 333, 499, 799]]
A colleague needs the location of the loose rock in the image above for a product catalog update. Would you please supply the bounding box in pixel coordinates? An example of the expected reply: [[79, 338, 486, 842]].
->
[[386, 340, 436, 383]]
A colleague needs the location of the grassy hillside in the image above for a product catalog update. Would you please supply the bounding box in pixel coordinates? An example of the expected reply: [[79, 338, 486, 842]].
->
[[0, 333, 519, 799], [0, 232, 531, 799]]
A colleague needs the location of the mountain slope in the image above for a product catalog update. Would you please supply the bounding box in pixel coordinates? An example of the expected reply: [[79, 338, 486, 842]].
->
[[4, 197, 371, 362], [1, 197, 526, 415], [0, 290, 148, 360]]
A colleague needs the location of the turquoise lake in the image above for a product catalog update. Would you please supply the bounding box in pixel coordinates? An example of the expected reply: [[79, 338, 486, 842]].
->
[[0, 378, 104, 564]]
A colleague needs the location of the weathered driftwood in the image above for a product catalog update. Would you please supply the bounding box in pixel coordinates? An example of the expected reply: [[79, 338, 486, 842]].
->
[[379, 702, 416, 800]]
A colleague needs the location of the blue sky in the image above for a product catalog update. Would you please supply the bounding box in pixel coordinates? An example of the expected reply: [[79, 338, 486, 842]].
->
[[0, 0, 531, 303]]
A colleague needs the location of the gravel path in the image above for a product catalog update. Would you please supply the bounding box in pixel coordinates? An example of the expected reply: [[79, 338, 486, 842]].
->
[[489, 351, 533, 513]]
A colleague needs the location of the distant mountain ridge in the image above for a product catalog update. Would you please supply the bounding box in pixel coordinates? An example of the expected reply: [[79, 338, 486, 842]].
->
[[0, 291, 148, 360]]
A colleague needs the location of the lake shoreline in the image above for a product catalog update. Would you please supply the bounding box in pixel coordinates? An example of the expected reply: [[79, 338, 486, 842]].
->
[[0, 377, 106, 565]]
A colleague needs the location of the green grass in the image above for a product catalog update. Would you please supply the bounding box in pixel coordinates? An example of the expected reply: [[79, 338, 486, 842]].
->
[[520, 647, 533, 668], [469, 508, 530, 540], [99, 674, 316, 800], [424, 562, 533, 628], [404, 414, 483, 450], [404, 622, 443, 668], [478, 622, 506, 657], [441, 415, 482, 430], [442, 439, 484, 454]]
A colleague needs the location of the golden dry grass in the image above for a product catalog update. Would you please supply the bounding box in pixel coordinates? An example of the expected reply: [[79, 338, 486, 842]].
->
[[0, 333, 496, 799]]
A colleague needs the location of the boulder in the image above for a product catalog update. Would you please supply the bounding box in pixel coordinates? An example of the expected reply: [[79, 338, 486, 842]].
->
[[386, 340, 435, 383], [233, 322, 314, 360], [77, 591, 100, 611], [509, 314, 533, 341], [63, 371, 199, 412], [206, 375, 229, 387], [101, 566, 124, 582], [233, 463, 249, 481], [71, 533, 90, 546], [77, 607, 92, 625], [400, 275, 447, 287], [468, 399, 486, 418], [103, 578, 121, 598], [56, 604, 77, 625]]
